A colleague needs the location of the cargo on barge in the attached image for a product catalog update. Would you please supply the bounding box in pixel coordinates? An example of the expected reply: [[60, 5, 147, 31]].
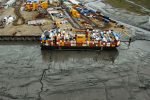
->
[[40, 28, 120, 50]]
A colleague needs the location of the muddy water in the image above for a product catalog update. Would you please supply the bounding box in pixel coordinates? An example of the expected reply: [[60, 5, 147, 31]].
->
[[0, 41, 150, 100]]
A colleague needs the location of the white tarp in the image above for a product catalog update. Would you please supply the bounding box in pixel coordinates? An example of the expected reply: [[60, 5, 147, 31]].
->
[[69, 0, 80, 5], [47, 8, 59, 14], [28, 19, 47, 25], [27, 0, 39, 3]]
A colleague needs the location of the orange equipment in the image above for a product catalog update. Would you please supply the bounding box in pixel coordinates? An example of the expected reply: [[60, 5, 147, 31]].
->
[[25, 1, 49, 11], [41, 1, 48, 9], [32, 3, 38, 10], [76, 34, 86, 43], [70, 9, 80, 18], [25, 3, 32, 11]]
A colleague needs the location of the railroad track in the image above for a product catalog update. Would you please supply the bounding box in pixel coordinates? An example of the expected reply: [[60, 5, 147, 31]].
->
[[80, 14, 99, 28], [62, 9, 82, 29]]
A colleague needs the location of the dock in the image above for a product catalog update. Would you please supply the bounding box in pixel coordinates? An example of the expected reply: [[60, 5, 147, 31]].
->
[[0, 0, 131, 43], [0, 35, 40, 41]]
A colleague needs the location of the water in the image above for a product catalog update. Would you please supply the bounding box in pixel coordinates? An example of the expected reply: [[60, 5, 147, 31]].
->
[[0, 41, 150, 100]]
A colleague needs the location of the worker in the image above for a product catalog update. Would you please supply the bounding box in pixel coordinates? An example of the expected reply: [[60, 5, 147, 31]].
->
[[128, 37, 132, 48]]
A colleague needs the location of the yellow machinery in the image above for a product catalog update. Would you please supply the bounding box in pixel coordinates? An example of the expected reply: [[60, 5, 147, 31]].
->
[[25, 3, 31, 11], [41, 1, 48, 9], [76, 34, 86, 43], [70, 9, 80, 18], [74, 29, 90, 41], [25, 0, 49, 11], [32, 3, 38, 11]]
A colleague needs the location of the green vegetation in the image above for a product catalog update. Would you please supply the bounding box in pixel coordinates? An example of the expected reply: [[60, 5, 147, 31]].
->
[[131, 0, 150, 9], [105, 0, 150, 15]]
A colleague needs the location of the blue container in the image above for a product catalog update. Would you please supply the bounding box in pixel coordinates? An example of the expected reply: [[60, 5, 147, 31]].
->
[[81, 11, 85, 15], [83, 10, 89, 13], [89, 10, 95, 13]]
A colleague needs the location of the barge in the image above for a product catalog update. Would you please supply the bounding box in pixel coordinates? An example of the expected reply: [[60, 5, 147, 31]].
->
[[40, 28, 120, 50]]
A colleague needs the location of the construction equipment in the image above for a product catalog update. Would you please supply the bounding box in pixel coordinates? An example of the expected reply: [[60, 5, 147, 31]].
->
[[76, 34, 86, 43], [70, 8, 80, 18], [24, 0, 49, 11]]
